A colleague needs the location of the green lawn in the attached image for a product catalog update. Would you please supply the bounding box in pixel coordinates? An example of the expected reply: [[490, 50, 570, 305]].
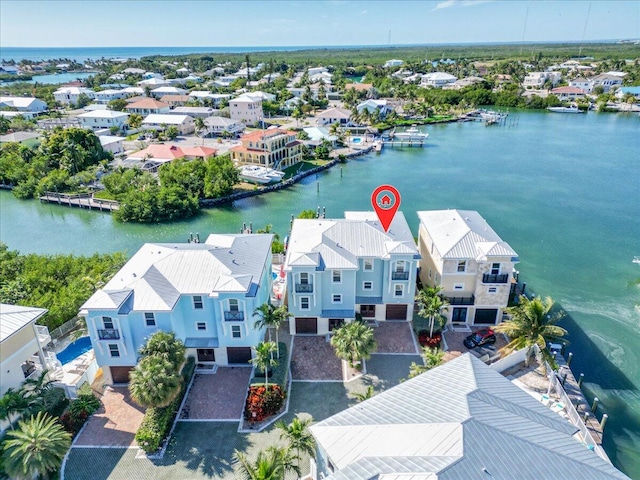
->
[[282, 159, 331, 179]]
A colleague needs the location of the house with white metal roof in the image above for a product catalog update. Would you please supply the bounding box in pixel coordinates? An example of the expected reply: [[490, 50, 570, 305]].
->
[[0, 96, 48, 113], [310, 353, 629, 480], [417, 210, 519, 327], [77, 110, 129, 131], [53, 87, 95, 106], [203, 116, 245, 136], [80, 234, 273, 385], [284, 211, 420, 335], [421, 72, 458, 88], [142, 113, 195, 135]]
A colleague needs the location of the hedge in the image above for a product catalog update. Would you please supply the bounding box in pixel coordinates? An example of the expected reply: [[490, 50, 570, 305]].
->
[[135, 356, 195, 454]]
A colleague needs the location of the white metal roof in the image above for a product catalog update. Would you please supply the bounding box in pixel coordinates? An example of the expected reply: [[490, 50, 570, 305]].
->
[[285, 211, 418, 271], [417, 210, 517, 260], [142, 114, 192, 125], [0, 304, 47, 342], [81, 234, 272, 312], [312, 354, 629, 480], [77, 110, 129, 119]]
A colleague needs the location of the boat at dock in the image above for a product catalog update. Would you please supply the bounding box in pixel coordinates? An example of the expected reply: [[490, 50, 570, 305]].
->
[[238, 165, 284, 184], [548, 106, 584, 114], [374, 140, 383, 152], [392, 125, 429, 141]]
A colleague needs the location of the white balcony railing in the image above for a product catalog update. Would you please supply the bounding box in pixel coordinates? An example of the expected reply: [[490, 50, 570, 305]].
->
[[36, 325, 51, 346]]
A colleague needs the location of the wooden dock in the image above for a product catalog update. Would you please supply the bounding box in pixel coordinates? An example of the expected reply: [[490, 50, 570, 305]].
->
[[39, 192, 119, 212]]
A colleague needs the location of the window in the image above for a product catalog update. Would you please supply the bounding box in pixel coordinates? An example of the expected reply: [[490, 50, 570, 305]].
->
[[360, 305, 375, 318], [395, 261, 405, 273], [231, 325, 241, 338], [197, 322, 207, 331], [332, 294, 342, 303], [364, 259, 373, 271], [300, 297, 310, 310], [394, 284, 404, 297], [197, 349, 215, 362], [102, 317, 114, 330], [363, 281, 373, 290], [299, 272, 309, 284], [457, 260, 467, 272], [193, 295, 203, 309], [454, 283, 464, 290], [488, 287, 498, 293], [328, 319, 344, 331], [144, 312, 156, 326], [428, 268, 432, 279], [491, 263, 501, 275], [332, 270, 341, 283], [108, 344, 120, 357], [229, 299, 239, 312]]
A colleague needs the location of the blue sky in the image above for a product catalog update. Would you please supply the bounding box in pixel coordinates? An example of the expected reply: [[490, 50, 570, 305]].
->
[[1, 0, 639, 47]]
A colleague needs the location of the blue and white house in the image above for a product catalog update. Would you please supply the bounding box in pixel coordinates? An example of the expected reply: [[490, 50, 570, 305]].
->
[[80, 234, 273, 385], [284, 211, 420, 335]]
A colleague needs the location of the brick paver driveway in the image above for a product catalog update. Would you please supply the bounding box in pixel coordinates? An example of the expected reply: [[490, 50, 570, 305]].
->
[[290, 336, 343, 381], [374, 321, 419, 354], [73, 387, 145, 447], [180, 367, 252, 420]]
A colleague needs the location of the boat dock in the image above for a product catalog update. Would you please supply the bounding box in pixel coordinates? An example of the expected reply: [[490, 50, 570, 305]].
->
[[382, 138, 426, 147], [39, 192, 119, 212]]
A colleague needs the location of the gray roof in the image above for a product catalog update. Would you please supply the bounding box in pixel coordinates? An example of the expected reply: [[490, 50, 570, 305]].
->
[[417, 210, 518, 260], [312, 354, 629, 480], [81, 234, 272, 312], [0, 304, 47, 342], [285, 211, 418, 271]]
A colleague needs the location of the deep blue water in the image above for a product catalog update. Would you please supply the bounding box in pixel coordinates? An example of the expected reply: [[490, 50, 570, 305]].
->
[[56, 336, 93, 366]]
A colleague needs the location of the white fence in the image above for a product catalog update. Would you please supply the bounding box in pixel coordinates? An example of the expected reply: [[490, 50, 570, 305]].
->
[[491, 347, 528, 373]]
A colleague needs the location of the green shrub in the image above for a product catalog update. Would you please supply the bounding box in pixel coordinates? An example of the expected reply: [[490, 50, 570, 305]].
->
[[68, 393, 100, 417], [251, 342, 288, 388], [244, 384, 286, 422], [41, 387, 69, 418]]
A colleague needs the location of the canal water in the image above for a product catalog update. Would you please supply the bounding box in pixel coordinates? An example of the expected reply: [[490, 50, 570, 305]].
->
[[1, 110, 639, 476]]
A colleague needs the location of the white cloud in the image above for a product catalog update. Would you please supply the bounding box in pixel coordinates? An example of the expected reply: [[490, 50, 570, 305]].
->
[[433, 0, 492, 11], [360, 10, 368, 15]]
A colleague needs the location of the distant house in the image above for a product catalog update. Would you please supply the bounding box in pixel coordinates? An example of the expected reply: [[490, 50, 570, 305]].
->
[[53, 87, 95, 106], [0, 65, 20, 74], [316, 107, 352, 126], [550, 86, 587, 101], [344, 83, 374, 93], [590, 73, 623, 93], [77, 110, 129, 131], [99, 135, 125, 155], [569, 76, 591, 92], [309, 72, 333, 84], [203, 116, 245, 137], [443, 76, 485, 90], [142, 114, 195, 135], [161, 95, 191, 107], [125, 98, 171, 116], [212, 75, 239, 88], [0, 96, 47, 113], [522, 71, 561, 89], [615, 86, 640, 101], [189, 92, 232, 107], [287, 85, 332, 100], [120, 86, 144, 97], [169, 107, 216, 119], [356, 99, 392, 117], [421, 72, 457, 88], [284, 211, 420, 335], [127, 144, 216, 165], [308, 66, 329, 77], [302, 126, 338, 147], [122, 67, 146, 75], [229, 94, 263, 124], [383, 59, 404, 68], [230, 129, 302, 169], [310, 353, 630, 480], [417, 209, 519, 327], [79, 234, 274, 385], [93, 89, 128, 104], [137, 77, 170, 88], [150, 86, 188, 99]]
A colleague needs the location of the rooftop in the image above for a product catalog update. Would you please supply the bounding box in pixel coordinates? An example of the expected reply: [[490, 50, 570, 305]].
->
[[0, 304, 48, 342]]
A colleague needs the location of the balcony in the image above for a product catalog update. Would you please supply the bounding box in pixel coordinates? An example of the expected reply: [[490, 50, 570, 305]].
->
[[97, 329, 120, 340], [482, 273, 509, 284], [447, 295, 475, 306], [224, 311, 245, 321], [36, 325, 51, 346], [392, 271, 410, 281], [295, 283, 313, 293]]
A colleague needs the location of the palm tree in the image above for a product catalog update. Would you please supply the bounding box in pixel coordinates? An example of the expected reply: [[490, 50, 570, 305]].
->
[[129, 356, 182, 408], [250, 341, 278, 387], [233, 446, 300, 480], [138, 331, 186, 369], [415, 286, 450, 337], [194, 117, 206, 144], [330, 321, 377, 369], [495, 295, 567, 365], [1, 411, 71, 480], [253, 304, 292, 359], [0, 388, 28, 430], [275, 415, 316, 470], [352, 385, 375, 402], [408, 346, 444, 379]]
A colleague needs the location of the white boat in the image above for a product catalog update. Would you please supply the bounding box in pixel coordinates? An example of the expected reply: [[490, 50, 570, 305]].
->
[[547, 106, 584, 114], [238, 165, 283, 184], [393, 125, 429, 141], [373, 140, 383, 152]]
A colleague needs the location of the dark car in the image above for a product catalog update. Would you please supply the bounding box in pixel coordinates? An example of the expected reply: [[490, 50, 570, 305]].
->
[[463, 328, 496, 349]]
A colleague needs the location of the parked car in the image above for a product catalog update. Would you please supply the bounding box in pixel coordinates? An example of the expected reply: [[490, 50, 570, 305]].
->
[[463, 328, 496, 349]]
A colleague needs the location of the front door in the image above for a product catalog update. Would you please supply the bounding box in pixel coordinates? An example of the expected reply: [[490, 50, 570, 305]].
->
[[295, 317, 318, 334], [451, 307, 468, 324], [197, 348, 215, 362]]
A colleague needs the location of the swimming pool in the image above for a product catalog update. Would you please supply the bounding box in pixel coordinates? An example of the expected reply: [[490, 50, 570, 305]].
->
[[351, 137, 362, 144], [56, 336, 93, 366]]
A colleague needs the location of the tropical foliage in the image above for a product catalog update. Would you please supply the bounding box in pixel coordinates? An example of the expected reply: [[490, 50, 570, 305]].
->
[[408, 347, 445, 379], [0, 242, 125, 330], [275, 416, 316, 469], [415, 286, 449, 337], [138, 331, 186, 370], [244, 384, 286, 423], [495, 295, 567, 365], [330, 320, 377, 368], [352, 385, 375, 402], [233, 446, 300, 480], [250, 342, 279, 387], [129, 356, 182, 408], [1, 411, 71, 480], [253, 304, 291, 359]]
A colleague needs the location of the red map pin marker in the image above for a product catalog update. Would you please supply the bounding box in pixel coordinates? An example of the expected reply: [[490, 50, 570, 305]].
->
[[371, 185, 401, 232]]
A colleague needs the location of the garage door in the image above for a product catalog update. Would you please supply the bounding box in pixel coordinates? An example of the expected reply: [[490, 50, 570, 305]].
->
[[110, 366, 133, 384], [386, 304, 408, 320], [227, 347, 252, 365], [295, 317, 318, 334], [474, 308, 498, 325]]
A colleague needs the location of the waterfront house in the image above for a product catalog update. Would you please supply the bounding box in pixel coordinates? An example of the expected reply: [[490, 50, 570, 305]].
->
[[203, 116, 245, 137], [0, 304, 53, 398], [356, 99, 392, 118], [383, 59, 404, 68], [151, 86, 187, 99], [53, 87, 95, 106], [284, 211, 420, 335], [523, 71, 561, 89], [125, 98, 171, 116], [550, 86, 587, 101], [93, 89, 128, 104], [229, 94, 263, 124], [309, 353, 630, 480], [442, 76, 485, 90], [127, 144, 217, 165], [615, 86, 640, 101], [77, 110, 129, 131], [569, 76, 592, 93], [123, 67, 145, 75], [421, 72, 457, 88], [80, 234, 273, 385], [316, 107, 352, 126], [169, 106, 216, 119], [0, 96, 48, 113], [230, 128, 302, 169], [0, 65, 20, 74], [590, 73, 624, 93], [142, 114, 195, 135], [417, 209, 518, 327]]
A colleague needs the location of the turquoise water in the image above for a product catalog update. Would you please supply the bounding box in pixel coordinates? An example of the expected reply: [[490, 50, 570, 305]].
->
[[0, 72, 95, 86], [55, 336, 93, 366], [1, 110, 639, 476]]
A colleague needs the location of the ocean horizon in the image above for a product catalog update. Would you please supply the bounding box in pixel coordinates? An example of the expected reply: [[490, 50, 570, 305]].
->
[[0, 40, 623, 63]]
